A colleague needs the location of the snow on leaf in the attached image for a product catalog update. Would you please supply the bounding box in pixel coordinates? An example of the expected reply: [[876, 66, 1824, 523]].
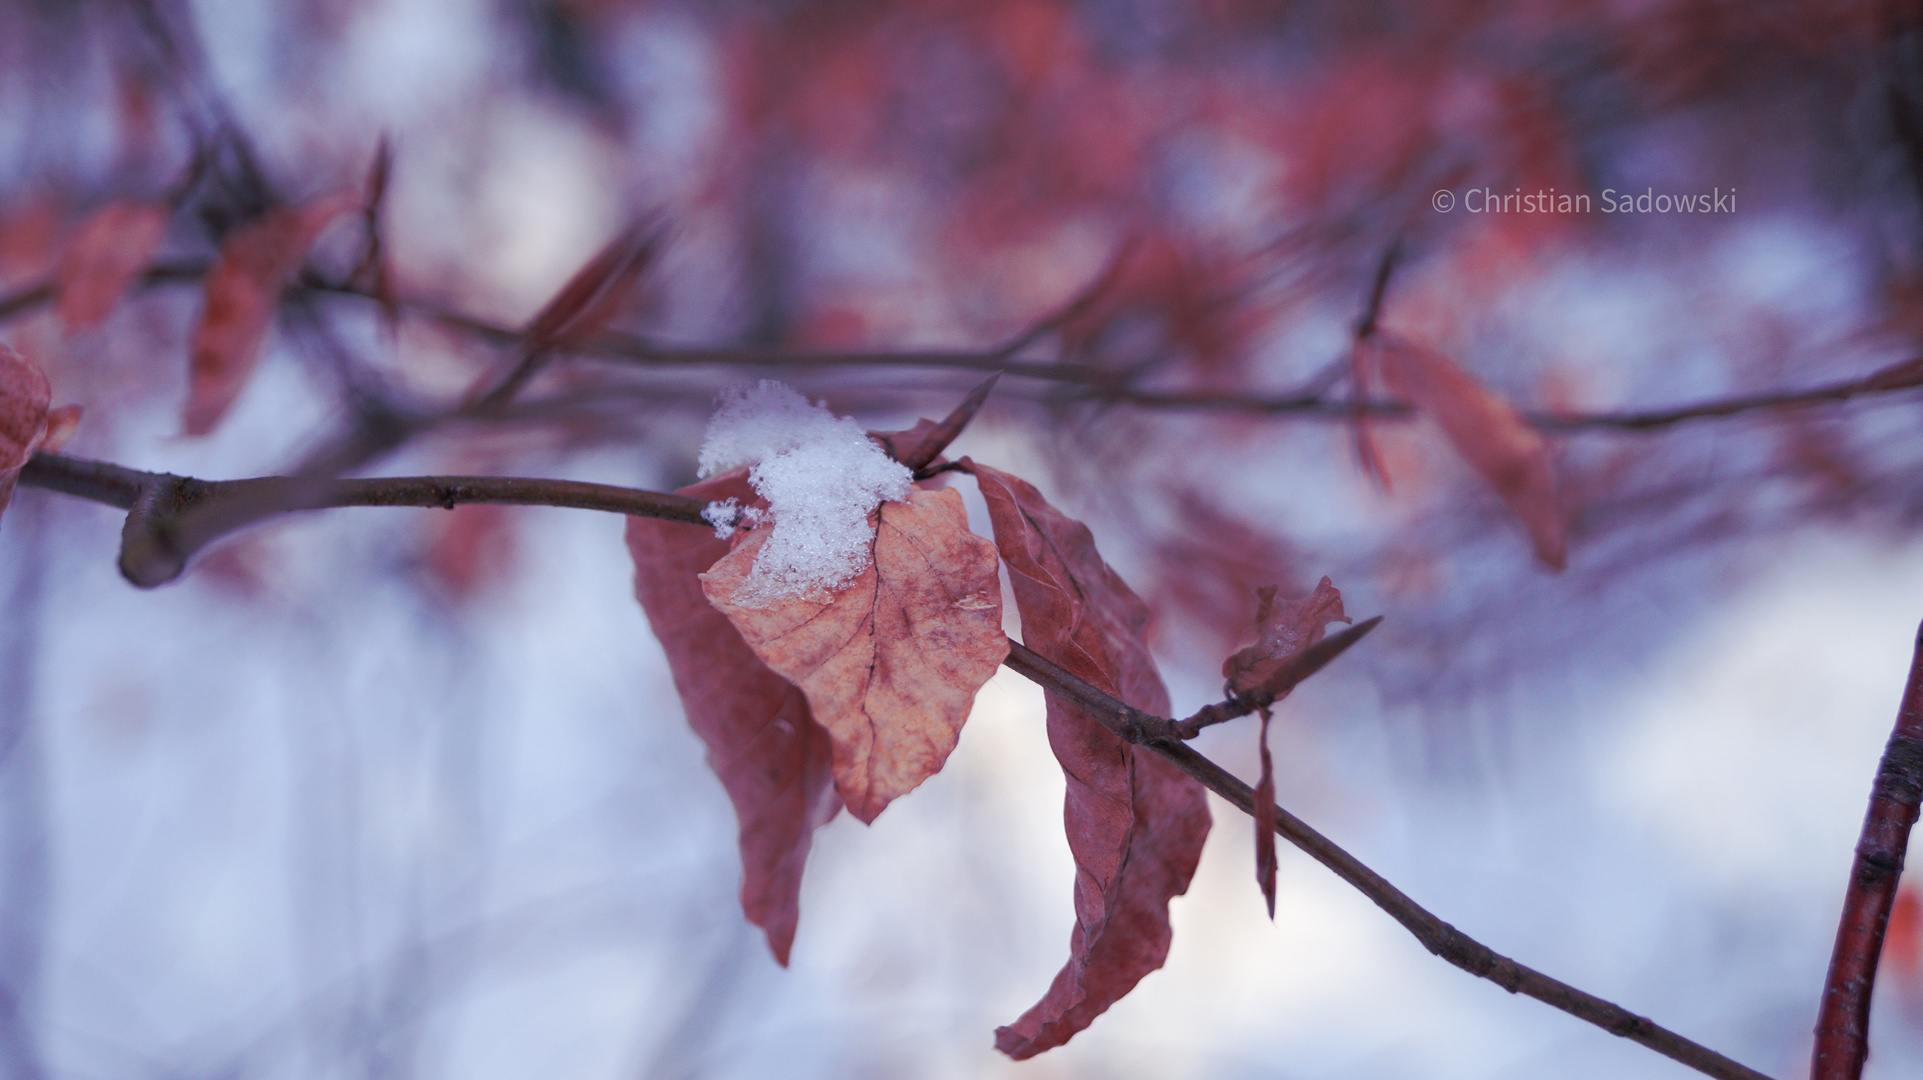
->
[[0, 345, 52, 526], [1370, 335, 1567, 569], [627, 467, 840, 965], [968, 460, 1211, 1060], [185, 191, 359, 436], [56, 201, 169, 331], [1221, 577, 1350, 698], [697, 381, 913, 604], [701, 487, 1005, 824]]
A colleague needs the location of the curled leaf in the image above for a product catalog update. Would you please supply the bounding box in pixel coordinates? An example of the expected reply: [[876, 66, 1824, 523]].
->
[[57, 200, 169, 330], [702, 487, 1006, 824], [1255, 707, 1277, 918], [1369, 335, 1566, 569], [185, 190, 359, 435], [969, 461, 1210, 1059], [1222, 577, 1350, 698], [627, 468, 840, 965], [0, 346, 52, 524]]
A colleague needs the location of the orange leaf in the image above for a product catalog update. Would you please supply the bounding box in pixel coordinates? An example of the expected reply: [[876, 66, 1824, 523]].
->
[[969, 461, 1210, 1059], [701, 487, 1006, 824], [0, 345, 52, 524], [627, 468, 841, 965], [1370, 335, 1567, 569], [185, 191, 358, 435], [56, 201, 169, 330]]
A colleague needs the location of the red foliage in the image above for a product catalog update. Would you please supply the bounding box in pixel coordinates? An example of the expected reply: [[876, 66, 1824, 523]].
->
[[970, 460, 1211, 1058], [626, 469, 842, 966]]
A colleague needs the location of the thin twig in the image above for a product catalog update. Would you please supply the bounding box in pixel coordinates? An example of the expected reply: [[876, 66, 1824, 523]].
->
[[18, 452, 708, 588], [6, 255, 1922, 435], [1002, 638, 1774, 1080], [1811, 620, 1923, 1080]]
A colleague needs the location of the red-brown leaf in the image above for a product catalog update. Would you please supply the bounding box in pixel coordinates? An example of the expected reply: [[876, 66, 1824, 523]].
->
[[1222, 577, 1350, 698], [57, 201, 169, 330], [701, 487, 1006, 824], [0, 345, 52, 524], [185, 191, 358, 435], [969, 461, 1211, 1059], [1254, 707, 1277, 918], [627, 468, 840, 965], [1370, 335, 1567, 569]]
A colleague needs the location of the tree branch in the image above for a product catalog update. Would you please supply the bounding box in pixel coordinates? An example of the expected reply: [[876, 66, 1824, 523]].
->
[[1001, 638, 1774, 1080], [1811, 621, 1923, 1080], [18, 452, 710, 588]]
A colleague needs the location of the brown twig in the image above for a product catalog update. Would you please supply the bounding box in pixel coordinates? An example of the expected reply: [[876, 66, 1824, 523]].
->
[[1811, 621, 1923, 1080], [5, 251, 1922, 435], [18, 452, 709, 588], [1001, 637, 1774, 1080]]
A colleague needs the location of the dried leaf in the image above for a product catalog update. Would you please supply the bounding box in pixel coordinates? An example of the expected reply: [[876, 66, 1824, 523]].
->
[[627, 468, 840, 965], [57, 201, 169, 330], [969, 461, 1211, 1060], [1254, 707, 1277, 918], [1371, 335, 1567, 569], [702, 487, 1006, 824], [0, 345, 52, 524], [525, 217, 664, 351], [39, 404, 81, 454], [1222, 577, 1350, 698], [185, 190, 359, 435]]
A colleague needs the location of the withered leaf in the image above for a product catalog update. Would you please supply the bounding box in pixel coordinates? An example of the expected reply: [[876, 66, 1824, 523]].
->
[[1255, 707, 1278, 918], [185, 190, 359, 435], [1222, 577, 1350, 698], [57, 201, 169, 330], [702, 487, 1006, 824], [0, 345, 52, 525], [627, 468, 840, 965], [1370, 335, 1567, 569], [969, 461, 1211, 1060]]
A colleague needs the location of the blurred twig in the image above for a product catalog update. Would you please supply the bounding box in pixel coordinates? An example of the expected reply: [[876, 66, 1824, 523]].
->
[[1811, 621, 1923, 1080]]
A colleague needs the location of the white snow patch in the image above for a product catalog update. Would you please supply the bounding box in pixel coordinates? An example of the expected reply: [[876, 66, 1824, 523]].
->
[[697, 381, 911, 603]]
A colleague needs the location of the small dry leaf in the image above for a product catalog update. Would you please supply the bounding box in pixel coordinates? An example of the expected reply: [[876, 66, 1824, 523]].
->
[[185, 190, 359, 435], [1222, 577, 1350, 698], [1370, 335, 1567, 569], [39, 404, 81, 454], [525, 218, 663, 351], [0, 345, 52, 524], [702, 487, 1006, 824], [970, 461, 1210, 1060], [57, 201, 170, 330], [1254, 707, 1278, 918], [627, 468, 840, 965]]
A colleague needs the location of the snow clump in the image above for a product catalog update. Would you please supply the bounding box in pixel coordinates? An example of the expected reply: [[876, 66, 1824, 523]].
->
[[697, 381, 912, 603]]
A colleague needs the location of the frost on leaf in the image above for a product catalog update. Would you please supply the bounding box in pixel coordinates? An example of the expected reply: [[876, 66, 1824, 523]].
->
[[0, 345, 52, 526], [702, 487, 1006, 824], [627, 467, 840, 965], [56, 200, 169, 331], [969, 461, 1211, 1060], [1368, 335, 1567, 569], [185, 191, 359, 435], [697, 381, 911, 604]]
